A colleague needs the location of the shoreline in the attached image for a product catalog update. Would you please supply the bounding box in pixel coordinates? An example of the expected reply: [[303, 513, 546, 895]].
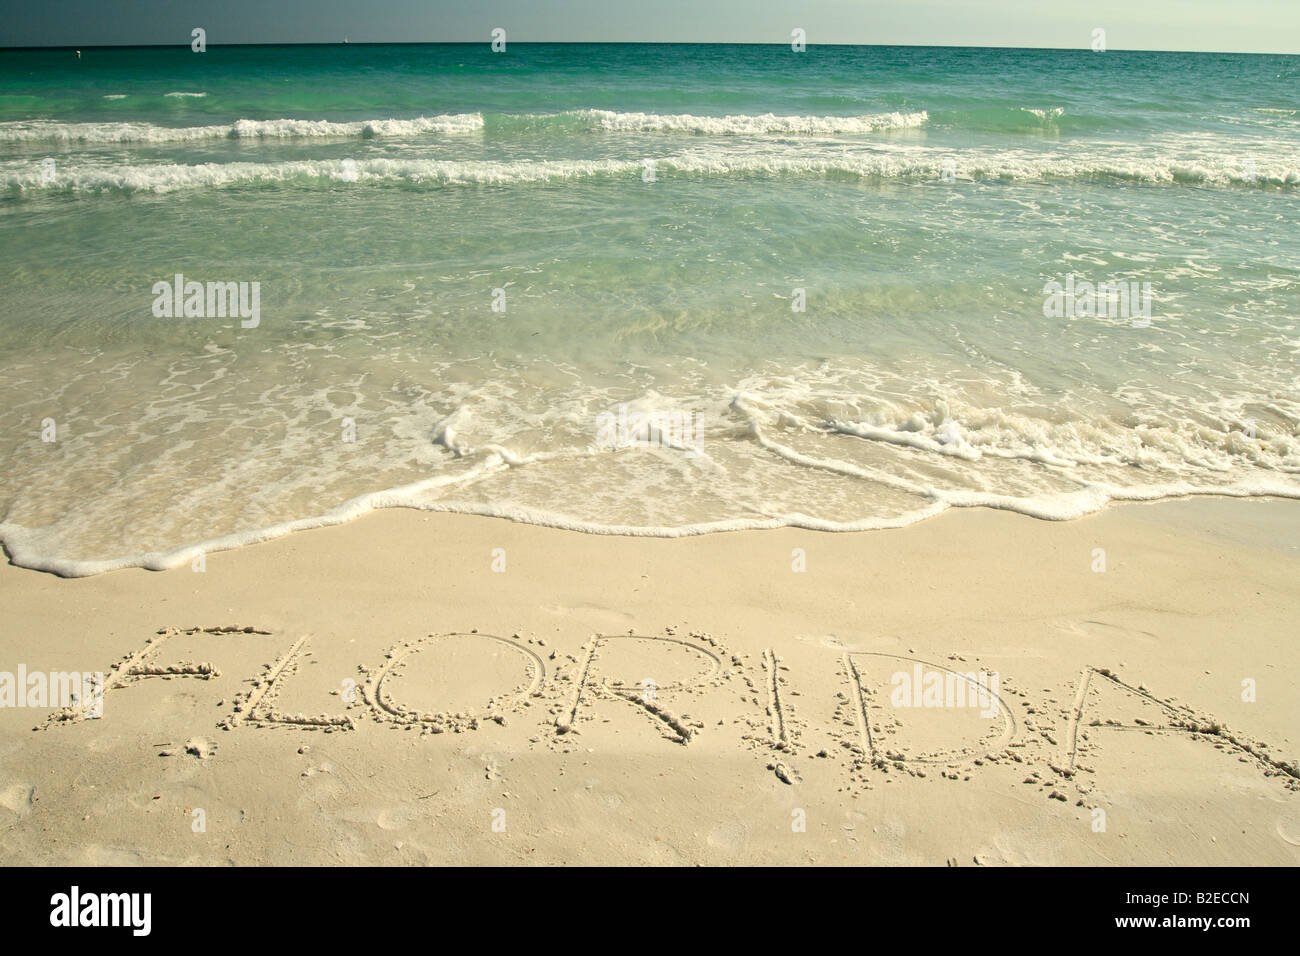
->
[[4, 485, 1299, 579], [1, 496, 1297, 865]]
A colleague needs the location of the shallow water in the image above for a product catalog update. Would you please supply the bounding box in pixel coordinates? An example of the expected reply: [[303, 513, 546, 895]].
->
[[1, 44, 1297, 574]]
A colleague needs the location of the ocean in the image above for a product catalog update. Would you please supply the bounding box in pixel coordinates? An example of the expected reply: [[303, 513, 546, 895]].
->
[[1, 43, 1297, 575]]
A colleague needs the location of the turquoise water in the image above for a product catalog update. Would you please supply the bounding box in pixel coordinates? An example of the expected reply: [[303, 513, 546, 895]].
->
[[1, 44, 1298, 574]]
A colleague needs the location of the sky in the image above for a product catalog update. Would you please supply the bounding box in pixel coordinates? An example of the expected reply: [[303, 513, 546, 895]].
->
[[1, 0, 1298, 53]]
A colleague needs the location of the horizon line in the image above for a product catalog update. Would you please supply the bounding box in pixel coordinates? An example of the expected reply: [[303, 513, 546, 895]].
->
[[1, 40, 1297, 56]]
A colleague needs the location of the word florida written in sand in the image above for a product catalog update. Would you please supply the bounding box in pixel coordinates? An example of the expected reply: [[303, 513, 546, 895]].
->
[[38, 626, 1300, 796]]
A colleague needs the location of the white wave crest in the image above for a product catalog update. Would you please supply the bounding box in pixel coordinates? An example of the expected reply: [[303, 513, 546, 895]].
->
[[0, 114, 485, 144], [569, 108, 929, 135], [8, 146, 1298, 193]]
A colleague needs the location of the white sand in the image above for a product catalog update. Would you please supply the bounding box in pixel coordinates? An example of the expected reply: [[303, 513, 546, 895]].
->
[[1, 498, 1297, 865]]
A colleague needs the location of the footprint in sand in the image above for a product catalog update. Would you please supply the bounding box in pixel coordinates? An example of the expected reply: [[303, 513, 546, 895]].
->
[[376, 805, 422, 831], [0, 784, 33, 820], [706, 820, 748, 853]]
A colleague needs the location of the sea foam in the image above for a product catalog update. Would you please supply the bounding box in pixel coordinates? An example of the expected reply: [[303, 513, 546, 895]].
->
[[0, 114, 485, 144], [7, 147, 1297, 193]]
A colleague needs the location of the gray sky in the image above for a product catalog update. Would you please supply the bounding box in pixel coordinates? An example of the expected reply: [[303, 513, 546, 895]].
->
[[2, 0, 1298, 53]]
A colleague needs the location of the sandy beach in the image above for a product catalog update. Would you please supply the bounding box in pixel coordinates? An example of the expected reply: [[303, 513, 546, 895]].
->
[[2, 496, 1296, 866]]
